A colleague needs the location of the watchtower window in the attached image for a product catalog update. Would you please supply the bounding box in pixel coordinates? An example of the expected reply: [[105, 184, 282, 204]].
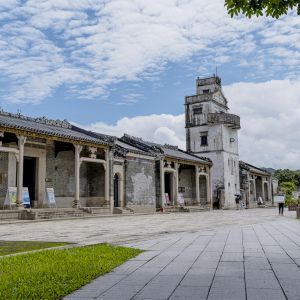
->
[[193, 107, 203, 115], [200, 131, 208, 146], [203, 89, 210, 94]]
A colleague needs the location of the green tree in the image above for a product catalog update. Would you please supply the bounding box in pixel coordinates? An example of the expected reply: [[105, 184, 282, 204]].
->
[[225, 0, 300, 18], [280, 181, 296, 201], [274, 169, 300, 186]]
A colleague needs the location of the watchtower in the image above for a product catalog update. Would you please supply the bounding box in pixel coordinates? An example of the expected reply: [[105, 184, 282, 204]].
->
[[185, 75, 241, 209]]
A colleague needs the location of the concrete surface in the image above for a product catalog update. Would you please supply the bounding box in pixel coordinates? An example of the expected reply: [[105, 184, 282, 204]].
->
[[1, 208, 299, 299]]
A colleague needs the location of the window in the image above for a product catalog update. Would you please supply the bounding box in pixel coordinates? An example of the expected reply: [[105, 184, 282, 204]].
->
[[193, 106, 202, 115], [203, 89, 210, 94], [200, 131, 208, 146]]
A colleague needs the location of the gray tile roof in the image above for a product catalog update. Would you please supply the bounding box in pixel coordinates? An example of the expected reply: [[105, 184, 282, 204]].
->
[[240, 161, 271, 176], [0, 112, 112, 146], [121, 134, 211, 165]]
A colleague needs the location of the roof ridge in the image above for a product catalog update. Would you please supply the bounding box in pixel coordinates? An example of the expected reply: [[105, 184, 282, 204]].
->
[[0, 110, 72, 129]]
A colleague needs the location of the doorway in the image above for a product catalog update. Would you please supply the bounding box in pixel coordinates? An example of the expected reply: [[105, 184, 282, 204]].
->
[[23, 156, 37, 207], [164, 173, 173, 205], [114, 173, 119, 207]]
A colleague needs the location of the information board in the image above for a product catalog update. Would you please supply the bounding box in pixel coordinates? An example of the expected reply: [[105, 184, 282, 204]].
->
[[3, 187, 17, 208], [22, 187, 31, 208], [43, 188, 56, 207], [274, 195, 285, 203], [177, 193, 185, 205]]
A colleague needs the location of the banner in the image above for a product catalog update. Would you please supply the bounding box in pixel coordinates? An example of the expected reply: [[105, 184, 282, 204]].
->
[[43, 188, 56, 207], [22, 187, 31, 208], [3, 187, 17, 208]]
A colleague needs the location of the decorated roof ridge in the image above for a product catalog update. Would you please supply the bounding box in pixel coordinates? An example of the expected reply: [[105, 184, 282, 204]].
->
[[114, 139, 156, 157], [122, 134, 163, 153], [78, 128, 116, 144], [0, 109, 72, 129], [123, 133, 178, 151], [239, 160, 271, 175], [183, 150, 212, 164]]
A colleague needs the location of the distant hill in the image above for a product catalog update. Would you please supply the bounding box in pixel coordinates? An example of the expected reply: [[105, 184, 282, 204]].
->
[[260, 167, 276, 174]]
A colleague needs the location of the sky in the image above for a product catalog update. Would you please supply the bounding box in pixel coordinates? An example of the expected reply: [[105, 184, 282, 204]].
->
[[0, 0, 300, 169]]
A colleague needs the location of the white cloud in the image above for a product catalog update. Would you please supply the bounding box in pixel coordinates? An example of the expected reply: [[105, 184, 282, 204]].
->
[[1, 0, 300, 103], [79, 114, 186, 149], [78, 79, 300, 170]]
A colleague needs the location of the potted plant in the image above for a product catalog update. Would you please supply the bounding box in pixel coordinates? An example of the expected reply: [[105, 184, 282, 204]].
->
[[285, 198, 298, 211]]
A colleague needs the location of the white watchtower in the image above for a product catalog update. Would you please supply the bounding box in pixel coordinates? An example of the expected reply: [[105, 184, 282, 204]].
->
[[185, 76, 240, 209]]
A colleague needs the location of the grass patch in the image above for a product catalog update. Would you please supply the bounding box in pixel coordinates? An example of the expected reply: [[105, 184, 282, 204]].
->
[[0, 241, 68, 256], [0, 243, 141, 300]]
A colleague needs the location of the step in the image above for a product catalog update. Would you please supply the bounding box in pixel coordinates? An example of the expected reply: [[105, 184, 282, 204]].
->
[[81, 207, 111, 215]]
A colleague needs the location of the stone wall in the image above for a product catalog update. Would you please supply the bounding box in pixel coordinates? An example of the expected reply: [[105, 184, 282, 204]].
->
[[125, 156, 156, 211], [179, 168, 195, 205]]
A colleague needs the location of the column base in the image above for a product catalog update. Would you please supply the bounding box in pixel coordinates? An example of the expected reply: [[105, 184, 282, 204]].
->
[[72, 200, 81, 208]]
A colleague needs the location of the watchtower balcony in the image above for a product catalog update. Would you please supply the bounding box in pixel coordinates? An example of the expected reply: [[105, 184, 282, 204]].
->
[[207, 113, 240, 129]]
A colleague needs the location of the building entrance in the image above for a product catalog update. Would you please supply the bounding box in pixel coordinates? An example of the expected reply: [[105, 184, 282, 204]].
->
[[23, 156, 36, 207], [114, 174, 119, 207]]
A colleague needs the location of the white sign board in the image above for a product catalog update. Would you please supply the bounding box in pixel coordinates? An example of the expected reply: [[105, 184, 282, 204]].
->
[[274, 195, 285, 203], [3, 187, 17, 208], [43, 188, 56, 207], [177, 193, 185, 205]]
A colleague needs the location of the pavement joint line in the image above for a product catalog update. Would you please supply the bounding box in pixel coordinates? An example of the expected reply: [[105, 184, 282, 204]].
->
[[272, 221, 300, 247], [94, 235, 184, 299], [252, 224, 288, 300], [166, 231, 216, 300], [242, 228, 248, 300], [127, 233, 203, 300], [205, 229, 231, 300], [264, 223, 300, 269]]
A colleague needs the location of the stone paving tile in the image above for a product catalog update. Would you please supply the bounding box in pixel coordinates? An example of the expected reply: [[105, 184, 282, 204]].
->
[[62, 210, 300, 300], [221, 252, 244, 262], [245, 269, 281, 289], [169, 285, 209, 299], [215, 261, 244, 277], [180, 273, 214, 287], [208, 287, 246, 300], [247, 288, 286, 300]]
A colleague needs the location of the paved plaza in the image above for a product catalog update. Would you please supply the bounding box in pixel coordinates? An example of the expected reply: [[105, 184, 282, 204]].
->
[[1, 208, 300, 299]]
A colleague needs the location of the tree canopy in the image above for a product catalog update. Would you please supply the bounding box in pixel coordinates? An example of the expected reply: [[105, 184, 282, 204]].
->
[[274, 169, 300, 186], [225, 0, 300, 18]]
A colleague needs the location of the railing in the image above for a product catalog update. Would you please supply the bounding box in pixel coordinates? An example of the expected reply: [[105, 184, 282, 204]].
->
[[207, 113, 240, 129]]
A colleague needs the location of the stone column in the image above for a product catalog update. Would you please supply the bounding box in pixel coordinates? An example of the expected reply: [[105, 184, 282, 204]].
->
[[195, 165, 200, 205], [261, 177, 265, 201], [104, 149, 111, 213], [174, 163, 179, 205], [160, 158, 165, 207], [73, 144, 82, 208], [17, 136, 26, 207]]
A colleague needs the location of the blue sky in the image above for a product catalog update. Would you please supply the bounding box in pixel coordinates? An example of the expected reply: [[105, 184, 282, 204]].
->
[[1, 0, 300, 169]]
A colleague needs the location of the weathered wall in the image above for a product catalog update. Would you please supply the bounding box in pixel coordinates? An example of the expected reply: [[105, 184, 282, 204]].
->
[[125, 156, 156, 212], [178, 168, 195, 205]]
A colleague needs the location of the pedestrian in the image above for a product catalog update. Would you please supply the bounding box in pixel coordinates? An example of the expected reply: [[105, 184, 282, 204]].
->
[[278, 202, 284, 215], [235, 194, 241, 210]]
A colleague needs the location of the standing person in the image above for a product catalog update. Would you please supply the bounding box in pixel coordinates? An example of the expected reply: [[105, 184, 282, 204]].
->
[[278, 202, 284, 215], [235, 194, 241, 210]]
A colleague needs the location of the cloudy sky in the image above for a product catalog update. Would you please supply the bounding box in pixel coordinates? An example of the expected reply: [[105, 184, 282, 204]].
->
[[0, 0, 300, 169]]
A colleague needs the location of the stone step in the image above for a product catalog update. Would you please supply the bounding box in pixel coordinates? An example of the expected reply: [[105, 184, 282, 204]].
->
[[81, 207, 111, 215], [113, 207, 134, 214], [0, 210, 19, 220]]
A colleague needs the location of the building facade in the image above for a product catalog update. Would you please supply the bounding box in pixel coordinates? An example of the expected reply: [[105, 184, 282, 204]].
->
[[185, 76, 241, 209]]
